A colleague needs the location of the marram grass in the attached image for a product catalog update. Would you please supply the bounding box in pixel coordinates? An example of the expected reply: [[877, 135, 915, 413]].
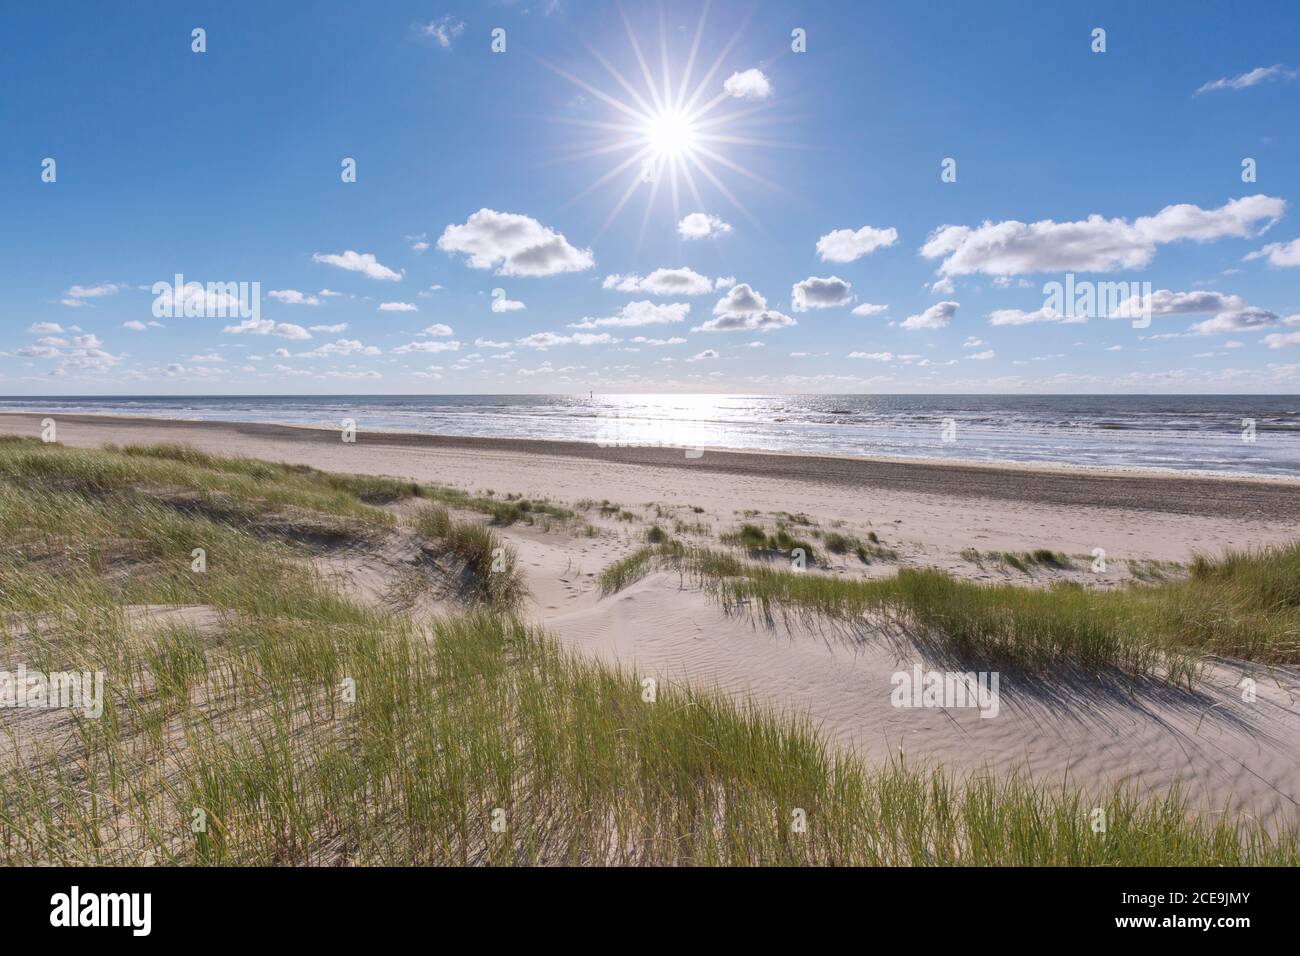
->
[[0, 440, 1295, 865]]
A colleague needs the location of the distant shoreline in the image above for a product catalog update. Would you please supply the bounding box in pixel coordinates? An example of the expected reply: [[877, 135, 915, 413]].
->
[[3, 410, 1299, 520]]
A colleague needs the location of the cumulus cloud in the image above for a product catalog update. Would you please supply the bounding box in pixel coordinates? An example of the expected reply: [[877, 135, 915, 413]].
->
[[29, 322, 64, 334], [693, 283, 796, 332], [312, 250, 402, 281], [300, 339, 381, 358], [222, 318, 312, 340], [722, 68, 771, 99], [602, 267, 713, 296], [516, 331, 618, 350], [268, 289, 321, 305], [921, 196, 1286, 276], [1245, 237, 1300, 267], [967, 349, 996, 360], [1196, 64, 1298, 94], [61, 283, 123, 307], [378, 301, 417, 312], [851, 302, 888, 317], [393, 339, 461, 354], [987, 306, 1077, 326], [631, 336, 687, 346], [309, 323, 348, 333], [677, 213, 732, 240], [792, 276, 853, 312], [491, 289, 526, 312], [1262, 331, 1300, 348], [816, 226, 898, 263], [437, 209, 593, 277], [1187, 307, 1288, 336], [1107, 289, 1247, 320], [422, 324, 454, 337], [902, 301, 959, 330], [686, 349, 720, 362], [848, 351, 893, 361], [569, 301, 689, 329]]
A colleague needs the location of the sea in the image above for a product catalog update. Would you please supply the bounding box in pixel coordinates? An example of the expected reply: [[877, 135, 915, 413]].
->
[[2, 394, 1299, 479]]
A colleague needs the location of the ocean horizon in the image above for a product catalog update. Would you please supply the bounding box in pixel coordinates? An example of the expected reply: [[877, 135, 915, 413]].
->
[[5, 393, 1298, 478]]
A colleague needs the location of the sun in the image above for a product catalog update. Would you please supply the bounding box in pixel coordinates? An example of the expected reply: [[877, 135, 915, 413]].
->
[[537, 4, 784, 241], [645, 108, 698, 159]]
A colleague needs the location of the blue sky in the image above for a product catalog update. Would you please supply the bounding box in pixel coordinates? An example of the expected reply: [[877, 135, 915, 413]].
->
[[4, 0, 1300, 394]]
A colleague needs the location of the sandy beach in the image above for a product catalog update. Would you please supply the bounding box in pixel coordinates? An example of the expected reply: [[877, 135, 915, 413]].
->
[[3, 410, 1299, 831]]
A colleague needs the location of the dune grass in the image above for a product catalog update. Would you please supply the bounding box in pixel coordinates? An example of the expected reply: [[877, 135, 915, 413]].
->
[[413, 504, 525, 611], [0, 440, 1295, 865], [600, 541, 1300, 680]]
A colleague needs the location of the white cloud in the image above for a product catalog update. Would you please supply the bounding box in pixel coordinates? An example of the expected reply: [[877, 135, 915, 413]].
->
[[848, 351, 893, 361], [902, 301, 959, 330], [1196, 64, 1298, 94], [1187, 307, 1288, 335], [438, 209, 593, 277], [686, 349, 720, 362], [603, 267, 714, 296], [300, 339, 381, 358], [474, 338, 512, 349], [393, 340, 462, 354], [418, 16, 465, 48], [677, 213, 732, 240], [722, 68, 772, 99], [312, 250, 402, 281], [222, 318, 312, 340], [630, 336, 687, 346], [268, 289, 321, 305], [309, 323, 348, 333], [792, 276, 853, 312], [816, 225, 898, 263], [28, 322, 64, 334], [987, 306, 1076, 326], [921, 196, 1286, 276], [61, 283, 123, 307], [967, 350, 996, 360], [491, 289, 526, 312], [379, 301, 418, 312], [516, 331, 619, 349], [693, 283, 796, 332], [1107, 289, 1247, 320], [422, 324, 454, 337], [1245, 237, 1300, 267], [570, 301, 689, 329], [1262, 331, 1300, 348], [122, 320, 148, 331]]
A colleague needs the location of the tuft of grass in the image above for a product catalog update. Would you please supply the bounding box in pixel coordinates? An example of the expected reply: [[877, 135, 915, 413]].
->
[[721, 523, 818, 563], [413, 505, 525, 611], [645, 524, 669, 544], [600, 540, 1300, 678]]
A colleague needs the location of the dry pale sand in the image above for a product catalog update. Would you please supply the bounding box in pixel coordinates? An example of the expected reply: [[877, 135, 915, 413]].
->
[[4, 411, 1299, 829]]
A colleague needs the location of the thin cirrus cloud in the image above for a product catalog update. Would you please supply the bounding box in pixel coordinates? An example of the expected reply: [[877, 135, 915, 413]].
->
[[312, 250, 403, 281], [603, 267, 714, 296], [816, 226, 898, 263], [438, 209, 594, 277], [693, 283, 796, 333], [1196, 64, 1298, 94], [417, 16, 465, 49], [921, 195, 1286, 277], [569, 301, 690, 329], [792, 276, 853, 312], [677, 212, 732, 240]]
